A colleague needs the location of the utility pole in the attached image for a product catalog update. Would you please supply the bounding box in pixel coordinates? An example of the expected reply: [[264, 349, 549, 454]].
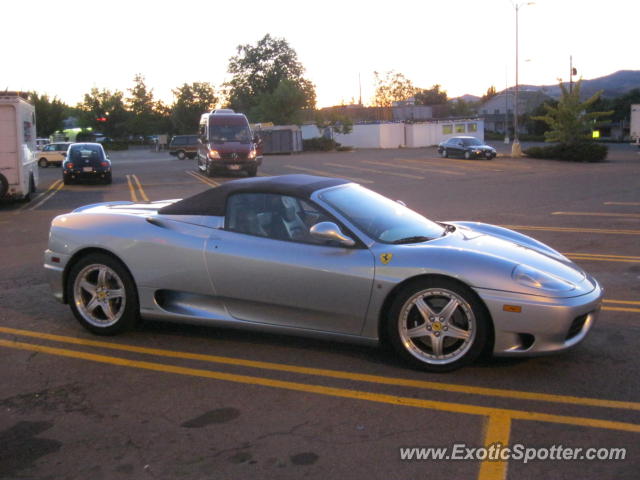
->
[[569, 56, 577, 93], [511, 1, 535, 158], [358, 73, 362, 106]]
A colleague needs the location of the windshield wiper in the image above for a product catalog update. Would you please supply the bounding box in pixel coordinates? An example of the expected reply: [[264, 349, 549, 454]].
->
[[391, 236, 431, 244]]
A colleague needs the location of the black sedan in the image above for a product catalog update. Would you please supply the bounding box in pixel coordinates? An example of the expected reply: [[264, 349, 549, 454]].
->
[[437, 136, 497, 160], [63, 143, 112, 185]]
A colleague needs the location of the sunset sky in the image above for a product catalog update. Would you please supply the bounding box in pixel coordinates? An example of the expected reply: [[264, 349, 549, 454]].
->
[[3, 0, 638, 108]]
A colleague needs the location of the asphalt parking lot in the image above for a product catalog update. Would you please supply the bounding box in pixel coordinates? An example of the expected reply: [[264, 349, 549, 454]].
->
[[1, 144, 639, 479]]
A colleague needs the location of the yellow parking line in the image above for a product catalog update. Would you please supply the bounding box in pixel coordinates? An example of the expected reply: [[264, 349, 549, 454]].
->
[[27, 180, 64, 211], [478, 414, 511, 480], [0, 326, 639, 412], [398, 157, 505, 172], [16, 179, 61, 212], [132, 174, 149, 201], [186, 170, 219, 187], [566, 254, 640, 264], [325, 162, 424, 180], [125, 175, 138, 202], [604, 201, 640, 206], [285, 165, 373, 184], [552, 211, 640, 219], [603, 306, 640, 313], [501, 225, 640, 235], [1, 338, 640, 434], [604, 299, 640, 305], [564, 252, 640, 259], [362, 160, 465, 176]]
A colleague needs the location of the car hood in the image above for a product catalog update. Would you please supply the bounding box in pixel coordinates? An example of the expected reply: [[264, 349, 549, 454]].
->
[[377, 222, 594, 298]]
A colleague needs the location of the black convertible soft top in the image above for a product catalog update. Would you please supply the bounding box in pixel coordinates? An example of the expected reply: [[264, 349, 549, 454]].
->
[[158, 174, 350, 216]]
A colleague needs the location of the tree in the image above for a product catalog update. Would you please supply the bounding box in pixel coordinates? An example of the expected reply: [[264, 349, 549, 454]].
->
[[126, 74, 156, 136], [170, 82, 218, 134], [414, 84, 448, 106], [448, 99, 476, 117], [372, 71, 415, 107], [482, 86, 498, 102], [225, 34, 316, 122], [315, 111, 353, 136], [77, 88, 129, 138], [249, 79, 311, 125], [29, 92, 67, 137], [533, 80, 612, 144]]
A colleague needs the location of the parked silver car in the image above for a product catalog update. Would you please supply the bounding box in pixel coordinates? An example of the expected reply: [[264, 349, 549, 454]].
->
[[44, 175, 602, 371]]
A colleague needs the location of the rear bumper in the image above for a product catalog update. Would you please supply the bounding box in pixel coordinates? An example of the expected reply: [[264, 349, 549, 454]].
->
[[64, 169, 110, 181], [476, 280, 603, 356]]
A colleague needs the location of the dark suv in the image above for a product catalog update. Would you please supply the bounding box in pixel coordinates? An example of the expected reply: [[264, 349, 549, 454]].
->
[[169, 135, 199, 160]]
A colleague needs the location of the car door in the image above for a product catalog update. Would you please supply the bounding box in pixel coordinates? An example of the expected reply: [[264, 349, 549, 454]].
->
[[204, 192, 375, 335]]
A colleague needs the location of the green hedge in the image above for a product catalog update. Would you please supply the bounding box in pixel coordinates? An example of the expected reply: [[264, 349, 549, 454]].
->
[[303, 137, 341, 151], [523, 143, 608, 162]]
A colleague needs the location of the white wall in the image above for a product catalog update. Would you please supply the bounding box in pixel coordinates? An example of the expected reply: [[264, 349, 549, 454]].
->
[[335, 124, 405, 149], [405, 120, 484, 147]]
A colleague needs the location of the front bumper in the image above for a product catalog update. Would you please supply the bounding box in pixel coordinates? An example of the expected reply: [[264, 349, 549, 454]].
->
[[476, 280, 603, 356], [44, 249, 70, 303]]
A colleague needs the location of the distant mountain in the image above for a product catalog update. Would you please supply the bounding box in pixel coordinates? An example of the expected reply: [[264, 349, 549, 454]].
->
[[513, 70, 640, 99], [450, 94, 481, 103]]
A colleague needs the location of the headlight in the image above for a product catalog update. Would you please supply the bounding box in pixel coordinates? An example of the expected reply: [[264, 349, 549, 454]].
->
[[512, 264, 576, 292], [248, 149, 257, 160], [209, 149, 221, 159]]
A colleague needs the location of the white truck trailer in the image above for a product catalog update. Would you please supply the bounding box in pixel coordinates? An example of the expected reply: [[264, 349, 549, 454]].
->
[[0, 93, 38, 201], [631, 104, 640, 146]]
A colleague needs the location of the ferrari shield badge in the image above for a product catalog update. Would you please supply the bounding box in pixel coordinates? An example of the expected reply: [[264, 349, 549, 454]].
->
[[380, 253, 393, 265]]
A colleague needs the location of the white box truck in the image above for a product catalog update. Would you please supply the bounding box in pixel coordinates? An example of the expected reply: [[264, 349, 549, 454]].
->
[[0, 94, 38, 201], [631, 104, 640, 147]]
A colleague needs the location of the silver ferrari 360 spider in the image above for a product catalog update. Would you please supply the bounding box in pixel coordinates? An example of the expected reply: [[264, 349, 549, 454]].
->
[[44, 174, 602, 371]]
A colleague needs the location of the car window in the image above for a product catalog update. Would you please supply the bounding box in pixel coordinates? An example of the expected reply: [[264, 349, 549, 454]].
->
[[43, 145, 54, 151], [69, 146, 103, 162], [225, 193, 334, 244]]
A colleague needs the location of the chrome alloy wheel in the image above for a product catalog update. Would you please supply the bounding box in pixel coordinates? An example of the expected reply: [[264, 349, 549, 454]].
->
[[398, 288, 476, 365], [73, 264, 126, 328]]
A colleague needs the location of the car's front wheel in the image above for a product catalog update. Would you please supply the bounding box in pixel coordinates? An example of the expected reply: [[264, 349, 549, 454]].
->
[[246, 165, 258, 177], [67, 253, 139, 335], [464, 151, 471, 160], [386, 278, 489, 372], [441, 149, 448, 158]]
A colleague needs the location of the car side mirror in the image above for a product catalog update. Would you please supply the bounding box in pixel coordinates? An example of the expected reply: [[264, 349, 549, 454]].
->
[[310, 222, 355, 247]]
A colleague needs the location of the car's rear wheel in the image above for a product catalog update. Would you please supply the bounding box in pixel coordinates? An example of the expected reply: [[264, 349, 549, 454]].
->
[[63, 174, 72, 185], [386, 278, 488, 372], [441, 149, 448, 158], [177, 150, 186, 160], [104, 172, 112, 185], [67, 253, 139, 335], [38, 158, 48, 168]]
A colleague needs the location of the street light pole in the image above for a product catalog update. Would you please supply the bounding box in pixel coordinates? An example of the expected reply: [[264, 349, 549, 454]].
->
[[511, 1, 534, 158]]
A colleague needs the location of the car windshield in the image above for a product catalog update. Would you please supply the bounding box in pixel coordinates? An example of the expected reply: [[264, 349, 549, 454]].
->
[[209, 125, 252, 144], [319, 185, 445, 244], [461, 138, 483, 146]]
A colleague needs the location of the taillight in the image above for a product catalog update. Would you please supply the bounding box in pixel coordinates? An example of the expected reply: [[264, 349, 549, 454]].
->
[[101, 161, 108, 167], [66, 163, 74, 168]]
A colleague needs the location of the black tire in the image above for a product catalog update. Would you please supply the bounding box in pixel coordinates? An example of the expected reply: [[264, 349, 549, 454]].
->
[[66, 253, 139, 335], [38, 158, 48, 168], [177, 150, 186, 160], [441, 149, 448, 158], [464, 151, 471, 160], [386, 277, 489, 372], [63, 174, 72, 185], [104, 172, 112, 185], [246, 165, 258, 177], [0, 174, 7, 199], [205, 162, 215, 177]]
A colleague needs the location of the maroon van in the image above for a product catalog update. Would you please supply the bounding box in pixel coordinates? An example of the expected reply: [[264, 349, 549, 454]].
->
[[196, 109, 263, 177]]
